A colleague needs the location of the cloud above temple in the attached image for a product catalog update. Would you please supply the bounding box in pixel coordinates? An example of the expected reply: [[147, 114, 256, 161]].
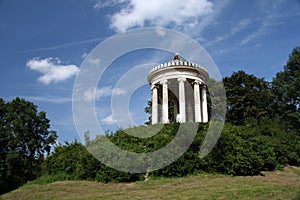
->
[[100, 0, 214, 33]]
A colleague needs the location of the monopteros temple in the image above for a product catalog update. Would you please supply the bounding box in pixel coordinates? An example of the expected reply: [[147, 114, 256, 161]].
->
[[148, 53, 209, 124]]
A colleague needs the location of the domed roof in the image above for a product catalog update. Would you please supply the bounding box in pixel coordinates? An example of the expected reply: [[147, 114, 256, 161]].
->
[[148, 53, 209, 84], [149, 60, 203, 73], [148, 53, 208, 74]]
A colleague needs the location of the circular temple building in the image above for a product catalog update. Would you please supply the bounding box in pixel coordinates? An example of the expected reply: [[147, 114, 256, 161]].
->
[[147, 53, 209, 124]]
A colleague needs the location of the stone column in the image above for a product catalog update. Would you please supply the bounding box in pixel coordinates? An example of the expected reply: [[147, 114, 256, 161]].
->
[[194, 81, 202, 122], [151, 84, 158, 124], [201, 85, 208, 122], [161, 80, 169, 123], [178, 78, 186, 123]]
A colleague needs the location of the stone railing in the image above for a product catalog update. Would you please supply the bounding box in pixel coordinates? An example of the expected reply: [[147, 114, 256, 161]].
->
[[150, 60, 206, 73]]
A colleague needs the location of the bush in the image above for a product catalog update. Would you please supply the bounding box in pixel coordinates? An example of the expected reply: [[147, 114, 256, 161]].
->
[[42, 121, 300, 183]]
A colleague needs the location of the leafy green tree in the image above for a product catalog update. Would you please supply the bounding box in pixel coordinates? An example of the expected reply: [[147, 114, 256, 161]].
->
[[43, 141, 100, 180], [0, 97, 57, 194], [44, 141, 142, 183], [272, 46, 300, 130], [0, 99, 8, 193], [223, 71, 272, 125]]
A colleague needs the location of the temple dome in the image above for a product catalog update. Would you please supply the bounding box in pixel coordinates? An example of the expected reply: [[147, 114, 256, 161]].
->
[[148, 53, 209, 85]]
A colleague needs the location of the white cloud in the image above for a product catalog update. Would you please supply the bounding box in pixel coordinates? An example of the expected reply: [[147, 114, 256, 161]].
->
[[106, 0, 214, 32], [100, 114, 116, 125], [27, 57, 79, 84], [99, 113, 135, 126], [83, 86, 127, 101]]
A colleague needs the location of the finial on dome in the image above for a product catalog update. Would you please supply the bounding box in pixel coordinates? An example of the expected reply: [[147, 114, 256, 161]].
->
[[173, 53, 181, 60]]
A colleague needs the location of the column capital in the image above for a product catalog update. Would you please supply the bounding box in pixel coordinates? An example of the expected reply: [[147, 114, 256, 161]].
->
[[201, 85, 207, 90], [151, 84, 158, 90], [193, 80, 201, 85], [177, 78, 186, 82], [160, 79, 168, 85]]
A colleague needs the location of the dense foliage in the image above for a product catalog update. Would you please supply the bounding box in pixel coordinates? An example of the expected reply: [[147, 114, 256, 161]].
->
[[0, 97, 57, 194], [42, 141, 142, 183], [272, 47, 300, 130], [42, 120, 299, 182], [223, 71, 272, 125]]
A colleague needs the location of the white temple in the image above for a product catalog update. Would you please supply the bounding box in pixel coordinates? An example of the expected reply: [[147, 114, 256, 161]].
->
[[147, 53, 209, 124]]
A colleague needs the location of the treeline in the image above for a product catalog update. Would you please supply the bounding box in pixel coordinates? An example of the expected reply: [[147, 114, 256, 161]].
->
[[1, 47, 300, 194], [41, 120, 299, 183]]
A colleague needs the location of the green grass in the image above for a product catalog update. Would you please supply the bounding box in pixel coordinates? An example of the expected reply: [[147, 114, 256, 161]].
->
[[1, 166, 300, 200], [26, 173, 79, 185]]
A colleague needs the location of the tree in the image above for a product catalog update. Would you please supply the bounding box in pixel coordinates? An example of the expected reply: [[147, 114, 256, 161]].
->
[[272, 46, 300, 130], [44, 141, 142, 183], [0, 97, 57, 194], [223, 71, 272, 125], [43, 141, 100, 180], [0, 98, 8, 193]]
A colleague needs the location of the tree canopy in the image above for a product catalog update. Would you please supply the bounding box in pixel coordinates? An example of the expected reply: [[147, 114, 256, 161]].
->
[[0, 97, 57, 194], [272, 47, 300, 130], [223, 70, 272, 125]]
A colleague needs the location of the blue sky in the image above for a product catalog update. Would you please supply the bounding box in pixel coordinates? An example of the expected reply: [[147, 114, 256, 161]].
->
[[0, 0, 300, 143]]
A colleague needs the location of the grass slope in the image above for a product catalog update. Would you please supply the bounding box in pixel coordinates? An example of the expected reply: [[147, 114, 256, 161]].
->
[[1, 166, 300, 200]]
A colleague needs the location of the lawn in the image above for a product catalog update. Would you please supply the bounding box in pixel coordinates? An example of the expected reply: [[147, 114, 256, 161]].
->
[[1, 166, 300, 200]]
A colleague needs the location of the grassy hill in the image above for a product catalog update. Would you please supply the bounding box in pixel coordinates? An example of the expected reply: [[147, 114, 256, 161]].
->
[[1, 166, 300, 200]]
